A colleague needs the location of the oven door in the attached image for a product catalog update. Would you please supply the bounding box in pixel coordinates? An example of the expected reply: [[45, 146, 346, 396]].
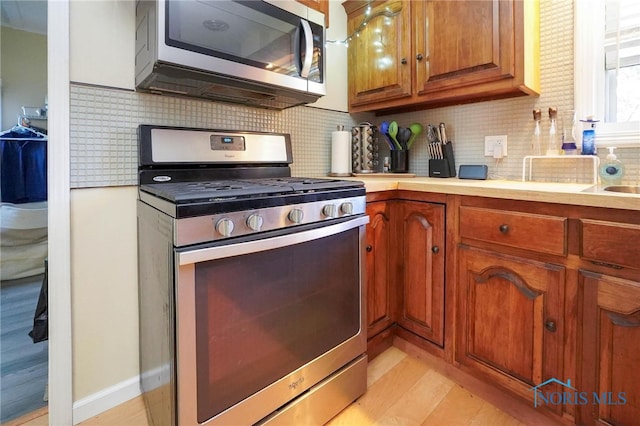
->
[[175, 216, 368, 425]]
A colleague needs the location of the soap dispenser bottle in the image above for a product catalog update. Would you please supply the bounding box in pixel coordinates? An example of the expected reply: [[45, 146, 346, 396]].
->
[[599, 147, 625, 185]]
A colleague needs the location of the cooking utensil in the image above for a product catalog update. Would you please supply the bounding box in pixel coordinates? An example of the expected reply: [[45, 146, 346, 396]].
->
[[379, 121, 395, 150], [407, 123, 423, 149], [398, 127, 412, 150], [388, 121, 402, 150]]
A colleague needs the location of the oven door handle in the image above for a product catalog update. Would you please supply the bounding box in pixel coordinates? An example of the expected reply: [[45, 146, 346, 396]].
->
[[177, 216, 370, 265]]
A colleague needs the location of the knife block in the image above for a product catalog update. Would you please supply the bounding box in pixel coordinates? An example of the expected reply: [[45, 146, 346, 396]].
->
[[429, 143, 456, 177], [429, 159, 453, 177]]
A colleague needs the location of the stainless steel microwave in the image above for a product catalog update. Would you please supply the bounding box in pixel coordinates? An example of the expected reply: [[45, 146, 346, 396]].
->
[[135, 0, 326, 110]]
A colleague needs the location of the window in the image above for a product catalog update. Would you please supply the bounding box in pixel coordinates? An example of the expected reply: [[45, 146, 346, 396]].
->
[[575, 0, 640, 147]]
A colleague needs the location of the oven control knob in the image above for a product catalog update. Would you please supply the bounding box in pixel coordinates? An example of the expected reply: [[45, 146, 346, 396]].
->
[[246, 214, 264, 231], [340, 202, 354, 215], [288, 208, 304, 224], [322, 204, 338, 218], [215, 218, 235, 237]]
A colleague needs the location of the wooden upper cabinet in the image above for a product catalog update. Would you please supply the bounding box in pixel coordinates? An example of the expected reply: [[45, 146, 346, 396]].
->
[[343, 1, 412, 107], [344, 0, 540, 113], [296, 0, 329, 26]]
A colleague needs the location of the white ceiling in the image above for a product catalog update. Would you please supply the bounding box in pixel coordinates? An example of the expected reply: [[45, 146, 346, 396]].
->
[[1, 0, 47, 35]]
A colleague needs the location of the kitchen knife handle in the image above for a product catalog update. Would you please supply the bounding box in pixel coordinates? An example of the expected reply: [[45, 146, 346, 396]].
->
[[439, 123, 447, 144]]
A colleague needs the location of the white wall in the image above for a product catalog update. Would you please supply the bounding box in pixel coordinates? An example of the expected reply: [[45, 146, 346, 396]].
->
[[310, 0, 349, 112], [70, 1, 134, 90], [68, 0, 350, 404], [70, 187, 139, 400], [0, 26, 48, 130]]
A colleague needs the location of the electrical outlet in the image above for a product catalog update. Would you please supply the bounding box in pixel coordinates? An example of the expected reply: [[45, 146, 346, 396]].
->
[[484, 135, 508, 157]]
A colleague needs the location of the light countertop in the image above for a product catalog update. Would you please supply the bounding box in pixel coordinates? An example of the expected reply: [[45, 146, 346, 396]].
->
[[338, 175, 639, 211]]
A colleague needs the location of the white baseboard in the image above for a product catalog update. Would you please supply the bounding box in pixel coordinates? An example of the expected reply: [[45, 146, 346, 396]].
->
[[72, 375, 141, 424]]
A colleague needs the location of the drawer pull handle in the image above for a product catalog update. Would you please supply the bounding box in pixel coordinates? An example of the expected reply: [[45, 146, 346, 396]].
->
[[499, 224, 509, 234], [401, 58, 407, 65], [545, 320, 557, 332], [590, 260, 623, 270], [366, 245, 373, 252], [416, 53, 424, 61], [432, 246, 440, 254]]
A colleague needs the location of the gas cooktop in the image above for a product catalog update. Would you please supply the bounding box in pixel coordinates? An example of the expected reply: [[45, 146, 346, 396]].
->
[[140, 177, 363, 204]]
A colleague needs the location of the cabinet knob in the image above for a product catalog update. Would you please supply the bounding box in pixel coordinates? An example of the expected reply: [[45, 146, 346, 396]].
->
[[366, 245, 373, 252], [499, 224, 509, 234], [416, 53, 424, 61], [431, 246, 440, 254], [401, 58, 407, 65], [545, 320, 557, 332]]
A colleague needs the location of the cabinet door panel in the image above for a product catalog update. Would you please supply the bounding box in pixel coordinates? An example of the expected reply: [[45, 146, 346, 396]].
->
[[347, 1, 412, 106], [365, 201, 395, 337], [469, 268, 540, 383], [415, 0, 516, 95], [398, 201, 445, 346], [457, 246, 564, 405], [579, 272, 640, 426]]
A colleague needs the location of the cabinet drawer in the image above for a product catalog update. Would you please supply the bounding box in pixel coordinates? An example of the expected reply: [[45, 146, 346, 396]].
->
[[459, 206, 567, 256], [581, 219, 640, 270]]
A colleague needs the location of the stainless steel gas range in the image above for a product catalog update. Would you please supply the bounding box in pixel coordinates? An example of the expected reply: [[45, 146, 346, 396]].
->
[[137, 125, 368, 425]]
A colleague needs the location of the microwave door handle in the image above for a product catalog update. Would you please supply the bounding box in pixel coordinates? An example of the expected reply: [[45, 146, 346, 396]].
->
[[299, 19, 313, 78]]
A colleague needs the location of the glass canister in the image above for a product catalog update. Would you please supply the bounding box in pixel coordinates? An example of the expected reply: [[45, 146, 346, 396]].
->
[[546, 107, 560, 156], [561, 109, 578, 155], [532, 109, 542, 155]]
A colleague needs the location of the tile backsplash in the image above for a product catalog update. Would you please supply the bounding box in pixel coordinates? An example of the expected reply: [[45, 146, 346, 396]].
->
[[70, 0, 638, 189], [69, 84, 371, 188]]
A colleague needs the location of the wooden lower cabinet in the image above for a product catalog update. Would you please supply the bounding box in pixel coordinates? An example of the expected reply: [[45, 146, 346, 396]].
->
[[397, 201, 445, 346], [578, 272, 640, 426], [364, 192, 640, 425], [456, 246, 565, 412], [365, 197, 446, 355], [365, 200, 395, 338]]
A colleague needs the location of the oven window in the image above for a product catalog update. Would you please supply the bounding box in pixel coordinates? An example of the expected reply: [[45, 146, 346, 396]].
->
[[194, 228, 360, 422]]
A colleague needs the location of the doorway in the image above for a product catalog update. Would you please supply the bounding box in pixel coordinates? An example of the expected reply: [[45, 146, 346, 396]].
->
[[0, 0, 49, 422]]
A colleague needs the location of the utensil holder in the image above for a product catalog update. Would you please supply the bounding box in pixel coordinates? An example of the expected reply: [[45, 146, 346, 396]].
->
[[352, 123, 378, 173], [390, 150, 409, 173]]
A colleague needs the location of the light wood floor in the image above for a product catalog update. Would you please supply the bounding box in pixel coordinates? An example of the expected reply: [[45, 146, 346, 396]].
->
[[7, 341, 560, 426], [0, 275, 48, 423]]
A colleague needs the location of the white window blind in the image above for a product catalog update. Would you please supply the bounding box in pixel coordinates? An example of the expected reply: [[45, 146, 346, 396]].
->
[[604, 0, 640, 70]]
